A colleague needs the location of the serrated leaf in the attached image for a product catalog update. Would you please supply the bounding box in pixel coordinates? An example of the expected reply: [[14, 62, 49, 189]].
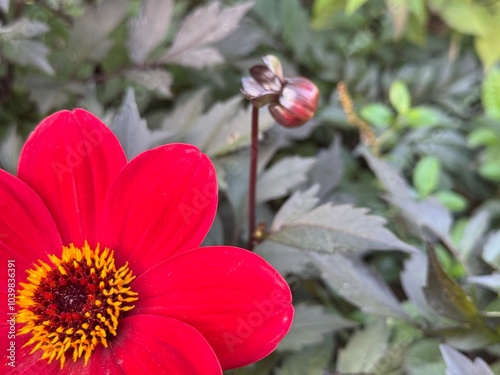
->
[[159, 1, 253, 65], [337, 321, 390, 373], [440, 344, 494, 375], [313, 253, 408, 319], [3, 39, 53, 74], [69, 0, 129, 62], [482, 68, 500, 120], [413, 155, 440, 197], [109, 88, 150, 159], [272, 185, 320, 231], [482, 230, 500, 269], [167, 46, 224, 68], [128, 0, 173, 65], [127, 69, 172, 98], [159, 88, 208, 139], [423, 247, 478, 322], [268, 202, 417, 255], [277, 336, 334, 375], [345, 0, 368, 15], [309, 136, 344, 197], [256, 156, 316, 203], [390, 80, 411, 114], [24, 75, 86, 114], [361, 149, 455, 250], [278, 303, 356, 351]]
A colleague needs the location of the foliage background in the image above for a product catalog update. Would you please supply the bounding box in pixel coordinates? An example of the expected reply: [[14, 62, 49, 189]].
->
[[2, 0, 500, 373]]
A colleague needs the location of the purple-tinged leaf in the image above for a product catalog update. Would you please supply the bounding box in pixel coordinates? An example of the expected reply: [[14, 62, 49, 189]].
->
[[312, 253, 408, 319], [440, 344, 494, 375], [128, 0, 173, 65]]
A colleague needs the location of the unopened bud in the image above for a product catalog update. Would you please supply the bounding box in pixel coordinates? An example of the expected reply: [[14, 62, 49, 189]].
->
[[269, 77, 319, 128]]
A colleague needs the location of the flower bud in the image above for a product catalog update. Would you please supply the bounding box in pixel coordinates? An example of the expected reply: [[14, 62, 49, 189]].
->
[[269, 77, 319, 128]]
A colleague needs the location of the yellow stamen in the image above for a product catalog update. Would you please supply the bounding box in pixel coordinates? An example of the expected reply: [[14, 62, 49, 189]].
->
[[17, 241, 138, 368]]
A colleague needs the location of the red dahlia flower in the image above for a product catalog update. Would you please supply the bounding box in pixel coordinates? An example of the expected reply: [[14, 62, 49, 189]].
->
[[0, 109, 293, 374]]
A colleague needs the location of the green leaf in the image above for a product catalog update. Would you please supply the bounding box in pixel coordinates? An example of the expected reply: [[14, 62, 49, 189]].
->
[[413, 155, 440, 197], [423, 247, 478, 322], [479, 161, 500, 181], [281, 0, 311, 57], [475, 25, 500, 70], [277, 337, 334, 375], [337, 321, 390, 373], [468, 128, 499, 147], [404, 107, 439, 128], [225, 354, 279, 375], [311, 0, 344, 30], [482, 68, 500, 120], [434, 190, 467, 212], [278, 303, 357, 351], [345, 0, 368, 16], [313, 253, 408, 319], [389, 80, 411, 114], [404, 339, 447, 375], [360, 103, 394, 128], [438, 3, 489, 36], [440, 344, 494, 374]]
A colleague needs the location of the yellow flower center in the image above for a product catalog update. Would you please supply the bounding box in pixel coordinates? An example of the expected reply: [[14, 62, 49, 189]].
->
[[17, 242, 138, 368]]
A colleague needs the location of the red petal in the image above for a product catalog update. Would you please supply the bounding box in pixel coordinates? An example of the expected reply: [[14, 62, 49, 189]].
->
[[4, 333, 61, 375], [110, 315, 222, 374], [17, 109, 127, 247], [98, 144, 217, 276], [133, 246, 294, 369], [0, 169, 61, 275]]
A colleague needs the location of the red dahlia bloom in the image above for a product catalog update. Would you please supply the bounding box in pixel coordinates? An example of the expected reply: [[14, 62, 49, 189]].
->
[[0, 109, 293, 374]]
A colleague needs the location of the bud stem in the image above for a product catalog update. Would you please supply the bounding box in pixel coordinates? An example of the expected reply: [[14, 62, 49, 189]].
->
[[248, 105, 259, 251]]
